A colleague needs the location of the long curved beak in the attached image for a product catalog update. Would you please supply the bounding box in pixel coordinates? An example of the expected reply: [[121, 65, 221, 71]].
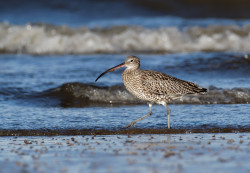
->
[[95, 62, 125, 82]]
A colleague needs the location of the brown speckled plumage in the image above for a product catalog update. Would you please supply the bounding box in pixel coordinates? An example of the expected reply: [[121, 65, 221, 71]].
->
[[96, 55, 207, 128]]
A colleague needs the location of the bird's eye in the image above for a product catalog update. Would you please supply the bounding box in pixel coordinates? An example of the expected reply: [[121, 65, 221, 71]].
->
[[130, 59, 134, 62]]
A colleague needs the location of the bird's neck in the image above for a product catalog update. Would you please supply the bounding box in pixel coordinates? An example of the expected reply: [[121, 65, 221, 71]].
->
[[124, 67, 140, 74]]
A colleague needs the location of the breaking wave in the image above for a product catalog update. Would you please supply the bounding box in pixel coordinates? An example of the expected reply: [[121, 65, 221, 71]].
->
[[41, 83, 250, 107], [1, 23, 250, 54]]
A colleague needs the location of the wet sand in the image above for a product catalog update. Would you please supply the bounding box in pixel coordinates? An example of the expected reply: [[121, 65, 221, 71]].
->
[[1, 127, 250, 136], [0, 133, 249, 173]]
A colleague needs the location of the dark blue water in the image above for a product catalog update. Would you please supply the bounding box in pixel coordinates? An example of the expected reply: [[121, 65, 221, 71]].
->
[[2, 0, 250, 26], [0, 0, 249, 134]]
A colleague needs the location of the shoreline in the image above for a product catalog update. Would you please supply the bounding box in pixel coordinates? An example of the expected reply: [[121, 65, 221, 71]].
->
[[1, 127, 250, 136]]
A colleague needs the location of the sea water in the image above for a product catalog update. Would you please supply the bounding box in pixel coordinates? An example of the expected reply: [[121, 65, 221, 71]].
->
[[1, 1, 250, 172]]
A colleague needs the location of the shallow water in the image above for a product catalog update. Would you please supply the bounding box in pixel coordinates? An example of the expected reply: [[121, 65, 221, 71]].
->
[[0, 103, 249, 132], [0, 53, 249, 134]]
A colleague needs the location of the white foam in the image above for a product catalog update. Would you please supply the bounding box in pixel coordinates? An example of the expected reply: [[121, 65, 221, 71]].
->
[[1, 23, 250, 54]]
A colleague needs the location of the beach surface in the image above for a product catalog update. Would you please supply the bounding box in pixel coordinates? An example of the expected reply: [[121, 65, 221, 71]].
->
[[0, 133, 249, 173]]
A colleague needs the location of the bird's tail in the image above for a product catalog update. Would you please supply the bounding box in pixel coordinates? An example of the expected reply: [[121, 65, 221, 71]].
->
[[199, 88, 207, 93]]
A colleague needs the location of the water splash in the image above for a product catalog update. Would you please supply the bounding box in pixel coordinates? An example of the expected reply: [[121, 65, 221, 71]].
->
[[1, 23, 250, 54]]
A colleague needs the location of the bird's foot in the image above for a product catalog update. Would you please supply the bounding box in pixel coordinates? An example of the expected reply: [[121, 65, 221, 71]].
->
[[124, 121, 136, 128]]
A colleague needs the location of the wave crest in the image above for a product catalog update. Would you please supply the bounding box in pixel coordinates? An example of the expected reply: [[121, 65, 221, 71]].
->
[[43, 83, 250, 107], [1, 23, 250, 54]]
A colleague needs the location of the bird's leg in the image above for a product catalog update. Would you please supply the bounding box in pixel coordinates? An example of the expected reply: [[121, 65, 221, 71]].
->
[[163, 103, 171, 129], [125, 104, 152, 128]]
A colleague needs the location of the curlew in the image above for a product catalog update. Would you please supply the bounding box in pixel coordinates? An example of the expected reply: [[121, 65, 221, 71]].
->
[[95, 55, 207, 129]]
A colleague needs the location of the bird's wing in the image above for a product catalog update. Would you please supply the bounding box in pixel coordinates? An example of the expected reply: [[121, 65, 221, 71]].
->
[[140, 70, 203, 97]]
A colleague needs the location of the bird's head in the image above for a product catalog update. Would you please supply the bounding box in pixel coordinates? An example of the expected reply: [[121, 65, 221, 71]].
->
[[95, 55, 140, 82]]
